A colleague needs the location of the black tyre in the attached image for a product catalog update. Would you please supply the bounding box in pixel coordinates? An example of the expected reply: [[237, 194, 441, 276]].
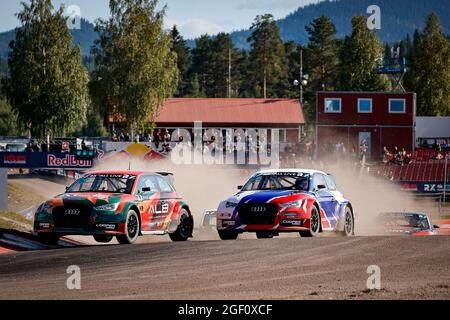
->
[[169, 209, 193, 242], [37, 233, 60, 245], [117, 210, 140, 244], [218, 230, 239, 240], [300, 205, 321, 238], [256, 231, 274, 239], [342, 206, 355, 237], [93, 235, 114, 243]]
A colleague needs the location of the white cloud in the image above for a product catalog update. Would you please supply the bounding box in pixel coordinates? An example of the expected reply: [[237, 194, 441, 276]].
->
[[165, 18, 226, 39]]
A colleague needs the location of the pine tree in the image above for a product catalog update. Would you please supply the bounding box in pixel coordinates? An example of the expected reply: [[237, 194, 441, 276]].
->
[[190, 35, 214, 96], [171, 25, 191, 97], [338, 15, 388, 91], [90, 0, 178, 130], [189, 33, 243, 98], [279, 41, 301, 99], [405, 13, 450, 116], [0, 96, 17, 136], [247, 14, 287, 98], [210, 33, 243, 98], [305, 16, 339, 92], [186, 73, 204, 98], [6, 0, 89, 137]]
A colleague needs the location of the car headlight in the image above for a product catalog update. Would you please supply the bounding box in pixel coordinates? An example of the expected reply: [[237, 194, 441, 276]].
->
[[225, 201, 239, 208], [37, 202, 52, 213], [95, 203, 120, 211], [281, 200, 303, 208]]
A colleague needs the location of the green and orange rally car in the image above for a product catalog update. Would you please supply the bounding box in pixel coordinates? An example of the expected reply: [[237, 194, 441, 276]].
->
[[33, 171, 194, 244]]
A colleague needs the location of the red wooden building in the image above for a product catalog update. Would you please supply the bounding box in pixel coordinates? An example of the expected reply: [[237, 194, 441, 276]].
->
[[316, 92, 416, 160], [156, 98, 305, 148]]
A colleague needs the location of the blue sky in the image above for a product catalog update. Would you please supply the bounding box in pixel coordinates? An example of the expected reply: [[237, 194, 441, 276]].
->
[[0, 0, 320, 38]]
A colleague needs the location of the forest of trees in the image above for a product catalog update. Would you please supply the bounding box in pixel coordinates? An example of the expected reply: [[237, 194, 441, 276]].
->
[[0, 0, 449, 138], [172, 12, 450, 122]]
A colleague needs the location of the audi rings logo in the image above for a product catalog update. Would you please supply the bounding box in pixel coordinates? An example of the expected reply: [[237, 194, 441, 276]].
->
[[65, 209, 80, 216], [251, 206, 267, 213]]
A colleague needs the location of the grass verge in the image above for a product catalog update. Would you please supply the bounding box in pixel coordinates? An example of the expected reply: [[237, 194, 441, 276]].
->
[[8, 183, 46, 212], [0, 211, 33, 232]]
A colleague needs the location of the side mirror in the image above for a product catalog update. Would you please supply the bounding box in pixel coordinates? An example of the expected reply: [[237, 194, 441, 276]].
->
[[433, 225, 440, 229], [237, 185, 243, 190], [65, 186, 69, 191], [317, 185, 327, 190], [142, 187, 152, 193]]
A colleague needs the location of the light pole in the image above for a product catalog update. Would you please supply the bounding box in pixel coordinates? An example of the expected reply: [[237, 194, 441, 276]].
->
[[444, 154, 449, 208], [294, 48, 308, 105], [300, 48, 304, 104]]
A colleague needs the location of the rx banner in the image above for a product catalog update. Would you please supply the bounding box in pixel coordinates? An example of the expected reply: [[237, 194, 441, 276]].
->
[[417, 182, 450, 193]]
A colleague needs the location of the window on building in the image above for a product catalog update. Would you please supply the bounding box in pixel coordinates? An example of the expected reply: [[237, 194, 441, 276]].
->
[[389, 99, 406, 113], [358, 99, 372, 113], [324, 98, 341, 113]]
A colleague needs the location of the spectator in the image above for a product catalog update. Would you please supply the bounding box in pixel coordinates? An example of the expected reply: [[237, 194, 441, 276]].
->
[[441, 139, 449, 151], [433, 140, 439, 152], [26, 143, 34, 152], [404, 152, 412, 165], [359, 140, 368, 160], [382, 146, 390, 163], [164, 130, 171, 143], [393, 146, 399, 158]]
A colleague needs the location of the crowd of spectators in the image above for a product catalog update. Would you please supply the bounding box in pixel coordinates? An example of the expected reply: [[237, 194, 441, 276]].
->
[[420, 139, 450, 152], [0, 138, 95, 154], [382, 146, 412, 165]]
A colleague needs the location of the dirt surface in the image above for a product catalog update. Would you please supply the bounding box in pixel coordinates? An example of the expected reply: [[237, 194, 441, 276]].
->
[[2, 175, 449, 300], [0, 236, 449, 300]]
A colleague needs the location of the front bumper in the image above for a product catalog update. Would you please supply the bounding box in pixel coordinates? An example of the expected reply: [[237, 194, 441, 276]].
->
[[217, 211, 310, 232], [34, 210, 127, 236]]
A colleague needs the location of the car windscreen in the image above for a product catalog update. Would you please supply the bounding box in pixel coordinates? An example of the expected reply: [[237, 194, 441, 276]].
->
[[383, 214, 430, 230], [67, 174, 137, 194], [242, 173, 310, 191]]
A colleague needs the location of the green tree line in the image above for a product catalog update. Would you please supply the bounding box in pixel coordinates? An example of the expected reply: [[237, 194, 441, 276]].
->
[[173, 12, 450, 119], [0, 0, 449, 138]]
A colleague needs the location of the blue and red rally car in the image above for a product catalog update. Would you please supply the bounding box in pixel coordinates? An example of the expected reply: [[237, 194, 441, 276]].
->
[[216, 169, 355, 239]]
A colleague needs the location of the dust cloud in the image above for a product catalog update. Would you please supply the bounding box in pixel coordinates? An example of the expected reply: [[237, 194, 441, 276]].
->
[[91, 155, 434, 237], [305, 160, 437, 235], [92, 157, 252, 228]]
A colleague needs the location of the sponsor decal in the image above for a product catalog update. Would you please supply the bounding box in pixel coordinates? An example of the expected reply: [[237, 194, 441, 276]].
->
[[96, 223, 117, 230], [282, 220, 303, 226], [222, 221, 236, 226], [47, 154, 92, 168], [270, 172, 309, 177], [3, 154, 27, 165], [418, 183, 450, 193], [64, 209, 80, 216], [149, 202, 169, 215], [89, 174, 132, 179], [251, 206, 267, 213]]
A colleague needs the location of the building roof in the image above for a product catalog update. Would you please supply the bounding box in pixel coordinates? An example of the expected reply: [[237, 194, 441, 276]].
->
[[156, 98, 305, 127]]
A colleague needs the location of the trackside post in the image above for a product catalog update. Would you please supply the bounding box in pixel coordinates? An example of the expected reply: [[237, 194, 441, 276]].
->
[[0, 168, 7, 211]]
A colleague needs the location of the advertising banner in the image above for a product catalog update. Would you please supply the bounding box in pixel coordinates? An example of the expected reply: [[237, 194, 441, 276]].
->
[[0, 153, 93, 169]]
